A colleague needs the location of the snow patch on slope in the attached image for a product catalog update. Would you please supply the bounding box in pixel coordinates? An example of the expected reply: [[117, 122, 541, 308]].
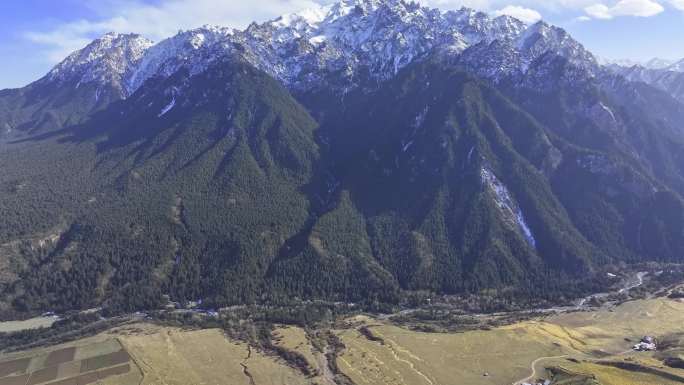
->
[[481, 167, 536, 248], [599, 102, 617, 123], [158, 97, 176, 117]]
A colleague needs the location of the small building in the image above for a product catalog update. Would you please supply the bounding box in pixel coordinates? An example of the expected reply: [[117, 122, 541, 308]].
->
[[633, 336, 657, 351]]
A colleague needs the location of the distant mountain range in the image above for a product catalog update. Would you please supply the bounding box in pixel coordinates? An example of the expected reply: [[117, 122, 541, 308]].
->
[[601, 57, 684, 72], [0, 0, 683, 315], [604, 59, 684, 104]]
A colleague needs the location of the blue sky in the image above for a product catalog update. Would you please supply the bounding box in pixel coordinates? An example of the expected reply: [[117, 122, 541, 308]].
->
[[0, 0, 683, 89]]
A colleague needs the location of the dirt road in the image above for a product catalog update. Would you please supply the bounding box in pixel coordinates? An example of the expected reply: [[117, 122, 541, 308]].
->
[[513, 355, 568, 385]]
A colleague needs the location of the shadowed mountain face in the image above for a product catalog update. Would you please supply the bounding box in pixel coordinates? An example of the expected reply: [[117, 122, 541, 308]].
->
[[0, 60, 324, 311], [0, 79, 120, 139], [607, 64, 684, 105], [0, 0, 683, 315], [0, 33, 152, 140]]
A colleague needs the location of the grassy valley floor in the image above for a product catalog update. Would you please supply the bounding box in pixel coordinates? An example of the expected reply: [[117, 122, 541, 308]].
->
[[2, 298, 684, 385]]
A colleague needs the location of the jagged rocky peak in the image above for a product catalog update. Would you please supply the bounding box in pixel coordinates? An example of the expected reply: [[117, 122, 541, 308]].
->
[[232, 0, 529, 87], [517, 21, 598, 71], [603, 57, 683, 72], [645, 57, 674, 70], [43, 0, 600, 96], [445, 7, 525, 45], [668, 58, 684, 72], [330, 0, 402, 15], [125, 25, 234, 94], [48, 32, 153, 88]]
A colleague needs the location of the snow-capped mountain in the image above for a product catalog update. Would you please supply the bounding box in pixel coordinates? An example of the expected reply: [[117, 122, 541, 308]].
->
[[668, 58, 684, 72], [601, 57, 674, 70], [598, 58, 640, 68], [647, 58, 675, 70], [125, 26, 234, 94], [600, 57, 684, 72], [42, 0, 598, 97], [455, 19, 598, 83], [606, 58, 684, 103], [47, 32, 153, 94]]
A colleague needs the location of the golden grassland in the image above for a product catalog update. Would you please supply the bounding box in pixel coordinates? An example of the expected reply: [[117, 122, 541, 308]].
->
[[547, 298, 684, 353], [273, 326, 320, 373], [332, 298, 684, 385], [272, 326, 338, 385], [115, 324, 311, 385], [3, 298, 684, 385], [555, 360, 684, 385], [336, 316, 569, 385]]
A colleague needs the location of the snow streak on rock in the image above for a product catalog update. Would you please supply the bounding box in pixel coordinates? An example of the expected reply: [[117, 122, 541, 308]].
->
[[158, 97, 176, 117], [481, 167, 536, 248]]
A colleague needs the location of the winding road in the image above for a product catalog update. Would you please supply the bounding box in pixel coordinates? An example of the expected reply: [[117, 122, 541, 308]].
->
[[511, 272, 650, 384], [511, 272, 650, 385], [513, 355, 568, 385]]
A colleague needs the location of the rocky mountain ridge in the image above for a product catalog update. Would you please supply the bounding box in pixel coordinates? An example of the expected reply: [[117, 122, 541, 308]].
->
[[41, 0, 598, 98]]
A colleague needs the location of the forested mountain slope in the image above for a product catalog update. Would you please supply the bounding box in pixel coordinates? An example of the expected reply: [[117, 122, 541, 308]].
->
[[0, 0, 683, 316]]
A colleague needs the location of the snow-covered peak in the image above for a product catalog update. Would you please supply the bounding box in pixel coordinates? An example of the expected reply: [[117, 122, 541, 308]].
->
[[667, 58, 684, 72], [445, 7, 521, 44], [492, 15, 527, 36], [48, 33, 153, 89], [233, 0, 538, 88], [646, 57, 674, 70], [125, 26, 234, 94], [225, 0, 469, 89], [273, 7, 329, 29], [599, 57, 641, 68], [335, 0, 391, 14], [600, 57, 677, 71], [517, 21, 597, 70], [44, 0, 599, 96]]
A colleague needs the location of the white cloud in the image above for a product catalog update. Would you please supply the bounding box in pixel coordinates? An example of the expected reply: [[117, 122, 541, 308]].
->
[[418, 0, 492, 9], [492, 5, 543, 22], [420, 0, 601, 12], [584, 0, 665, 19], [585, 4, 616, 18], [669, 0, 684, 10]]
